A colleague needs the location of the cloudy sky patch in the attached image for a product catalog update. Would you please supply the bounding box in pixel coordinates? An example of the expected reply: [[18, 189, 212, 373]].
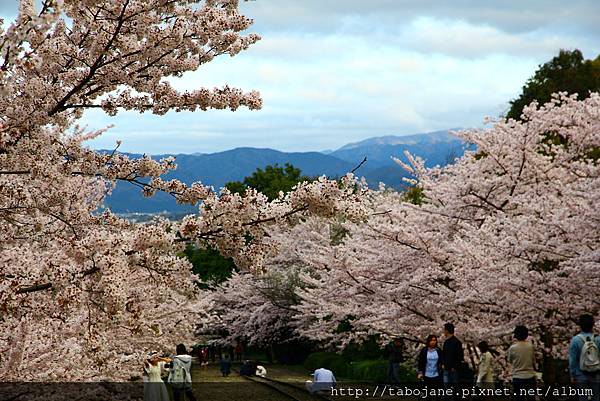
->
[[2, 1, 599, 153]]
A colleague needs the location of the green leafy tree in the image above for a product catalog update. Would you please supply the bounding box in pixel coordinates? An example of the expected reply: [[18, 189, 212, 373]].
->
[[182, 244, 236, 288], [185, 164, 312, 286], [507, 49, 600, 120], [225, 163, 311, 201], [403, 186, 424, 205]]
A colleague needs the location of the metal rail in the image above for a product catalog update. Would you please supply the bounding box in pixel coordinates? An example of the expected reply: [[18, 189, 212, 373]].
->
[[235, 369, 333, 401], [259, 375, 334, 401]]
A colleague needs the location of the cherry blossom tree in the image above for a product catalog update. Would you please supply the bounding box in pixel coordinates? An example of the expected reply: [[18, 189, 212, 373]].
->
[[295, 93, 600, 375], [0, 0, 366, 380], [203, 217, 338, 348], [206, 270, 302, 348]]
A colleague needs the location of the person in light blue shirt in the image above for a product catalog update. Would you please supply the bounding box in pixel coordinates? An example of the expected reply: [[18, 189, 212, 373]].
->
[[417, 334, 443, 399], [569, 314, 600, 401], [305, 367, 336, 394]]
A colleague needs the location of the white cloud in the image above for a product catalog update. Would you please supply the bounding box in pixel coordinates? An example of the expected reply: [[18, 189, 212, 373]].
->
[[86, 25, 541, 153], [243, 0, 600, 37], [3, 0, 600, 153], [398, 17, 592, 58]]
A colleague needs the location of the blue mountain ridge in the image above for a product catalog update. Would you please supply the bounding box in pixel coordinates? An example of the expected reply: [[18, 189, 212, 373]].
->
[[102, 130, 471, 214]]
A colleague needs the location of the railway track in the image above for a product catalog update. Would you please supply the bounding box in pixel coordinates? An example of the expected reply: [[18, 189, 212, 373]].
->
[[235, 369, 333, 401]]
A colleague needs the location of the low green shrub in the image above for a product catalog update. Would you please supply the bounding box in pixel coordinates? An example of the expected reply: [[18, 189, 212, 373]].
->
[[341, 336, 384, 361], [398, 361, 418, 382], [350, 360, 416, 382], [350, 360, 388, 382], [304, 352, 417, 382], [304, 352, 351, 377]]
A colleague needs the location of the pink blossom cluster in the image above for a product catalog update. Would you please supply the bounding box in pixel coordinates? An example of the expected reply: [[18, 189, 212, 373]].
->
[[208, 94, 600, 373], [178, 175, 368, 271], [0, 1, 367, 380], [201, 217, 338, 347], [295, 93, 600, 367]]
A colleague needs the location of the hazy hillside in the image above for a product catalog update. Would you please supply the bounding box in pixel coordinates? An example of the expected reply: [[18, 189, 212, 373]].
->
[[336, 129, 460, 150], [330, 130, 466, 169], [103, 130, 472, 214], [105, 148, 356, 213]]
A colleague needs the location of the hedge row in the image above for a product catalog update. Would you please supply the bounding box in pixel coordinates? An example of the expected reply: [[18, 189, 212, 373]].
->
[[304, 352, 416, 382]]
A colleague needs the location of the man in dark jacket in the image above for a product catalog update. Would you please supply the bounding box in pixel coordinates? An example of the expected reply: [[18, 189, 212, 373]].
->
[[442, 323, 463, 399], [387, 339, 404, 383]]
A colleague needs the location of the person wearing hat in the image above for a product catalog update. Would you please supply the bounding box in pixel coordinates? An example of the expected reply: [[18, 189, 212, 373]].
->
[[143, 353, 171, 401]]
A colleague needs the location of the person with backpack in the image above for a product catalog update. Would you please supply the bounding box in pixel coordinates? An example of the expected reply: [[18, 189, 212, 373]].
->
[[168, 344, 197, 401], [569, 314, 600, 401]]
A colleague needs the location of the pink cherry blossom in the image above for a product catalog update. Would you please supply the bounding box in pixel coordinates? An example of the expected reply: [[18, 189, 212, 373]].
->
[[0, 0, 366, 380]]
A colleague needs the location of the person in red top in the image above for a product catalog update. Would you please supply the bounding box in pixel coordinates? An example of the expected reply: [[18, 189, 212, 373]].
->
[[234, 343, 243, 362]]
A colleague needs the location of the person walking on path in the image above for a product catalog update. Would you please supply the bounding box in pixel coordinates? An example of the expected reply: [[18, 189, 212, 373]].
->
[[569, 314, 600, 401], [507, 326, 536, 401], [220, 354, 232, 377], [476, 341, 498, 395], [168, 344, 197, 401], [417, 334, 443, 399], [388, 338, 404, 383], [234, 343, 243, 362], [442, 323, 464, 399]]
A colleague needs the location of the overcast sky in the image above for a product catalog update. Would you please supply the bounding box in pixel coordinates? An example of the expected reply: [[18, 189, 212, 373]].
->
[[2, 1, 599, 154]]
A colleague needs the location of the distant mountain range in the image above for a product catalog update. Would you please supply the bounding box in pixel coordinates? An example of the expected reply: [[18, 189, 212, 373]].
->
[[103, 130, 472, 214]]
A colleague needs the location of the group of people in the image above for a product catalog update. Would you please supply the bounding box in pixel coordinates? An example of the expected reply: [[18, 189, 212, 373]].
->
[[238, 359, 267, 378], [404, 316, 600, 401], [413, 323, 468, 397], [142, 315, 600, 401], [195, 343, 242, 365], [143, 344, 197, 401]]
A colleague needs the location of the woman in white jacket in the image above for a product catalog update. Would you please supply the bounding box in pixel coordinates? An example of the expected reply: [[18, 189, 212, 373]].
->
[[476, 341, 497, 388], [143, 354, 171, 401]]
